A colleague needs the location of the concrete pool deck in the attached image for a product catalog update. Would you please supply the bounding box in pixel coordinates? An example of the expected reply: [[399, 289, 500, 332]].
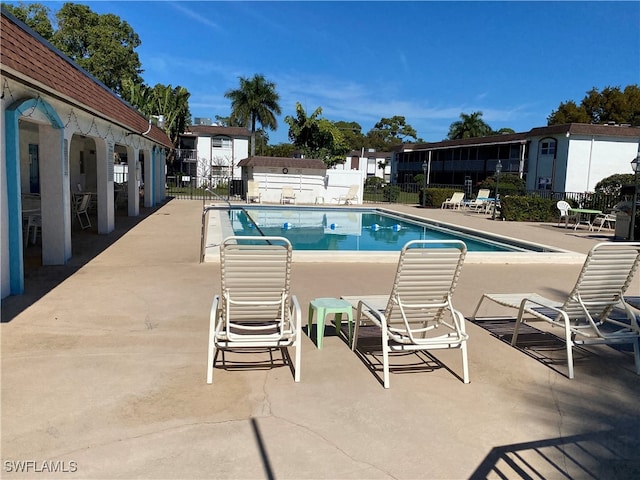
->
[[2, 199, 639, 479]]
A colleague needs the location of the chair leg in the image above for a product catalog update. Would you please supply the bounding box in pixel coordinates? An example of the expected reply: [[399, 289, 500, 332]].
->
[[562, 316, 575, 379], [206, 340, 216, 384], [511, 302, 527, 346], [461, 340, 470, 384], [207, 299, 220, 384], [381, 328, 390, 388]]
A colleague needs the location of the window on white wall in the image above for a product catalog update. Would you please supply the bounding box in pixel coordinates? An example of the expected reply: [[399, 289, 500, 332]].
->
[[212, 136, 232, 148], [367, 158, 376, 174]]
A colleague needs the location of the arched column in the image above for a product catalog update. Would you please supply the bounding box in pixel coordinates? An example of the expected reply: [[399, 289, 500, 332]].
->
[[94, 137, 115, 233], [142, 147, 153, 208], [127, 146, 140, 216], [3, 97, 66, 295]]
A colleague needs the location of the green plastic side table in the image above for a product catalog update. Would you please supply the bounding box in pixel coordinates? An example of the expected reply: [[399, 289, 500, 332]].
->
[[308, 297, 354, 349]]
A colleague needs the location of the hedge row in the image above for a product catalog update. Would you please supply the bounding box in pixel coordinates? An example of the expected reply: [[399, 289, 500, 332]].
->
[[419, 190, 560, 220]]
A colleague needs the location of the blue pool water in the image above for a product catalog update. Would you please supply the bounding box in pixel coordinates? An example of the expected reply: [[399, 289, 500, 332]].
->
[[228, 207, 549, 253]]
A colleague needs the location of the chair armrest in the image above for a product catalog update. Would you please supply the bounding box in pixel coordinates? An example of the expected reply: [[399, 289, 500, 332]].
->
[[290, 294, 302, 333], [209, 295, 221, 331], [357, 299, 386, 328]]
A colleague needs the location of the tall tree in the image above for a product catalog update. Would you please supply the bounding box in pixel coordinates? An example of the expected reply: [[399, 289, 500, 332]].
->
[[51, 3, 143, 95], [334, 120, 366, 151], [224, 74, 281, 156], [547, 100, 590, 125], [548, 85, 640, 126], [285, 103, 349, 166], [121, 78, 151, 110], [367, 116, 420, 150], [146, 84, 191, 148], [285, 102, 323, 150], [2, 1, 54, 39], [447, 111, 493, 139]]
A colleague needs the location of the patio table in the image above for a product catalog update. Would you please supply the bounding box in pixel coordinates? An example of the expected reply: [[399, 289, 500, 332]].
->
[[568, 208, 602, 231]]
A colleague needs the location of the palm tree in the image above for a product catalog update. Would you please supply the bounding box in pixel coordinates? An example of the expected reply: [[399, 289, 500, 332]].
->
[[284, 102, 323, 150], [225, 74, 281, 156], [447, 111, 493, 140]]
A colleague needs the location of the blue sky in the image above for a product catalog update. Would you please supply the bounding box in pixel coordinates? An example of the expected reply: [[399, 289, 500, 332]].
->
[[37, 1, 640, 143]]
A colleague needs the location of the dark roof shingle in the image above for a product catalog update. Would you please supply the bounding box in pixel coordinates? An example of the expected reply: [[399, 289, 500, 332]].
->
[[0, 9, 172, 148]]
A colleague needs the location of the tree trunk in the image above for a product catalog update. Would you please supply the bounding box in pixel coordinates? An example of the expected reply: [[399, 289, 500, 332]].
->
[[250, 115, 256, 157]]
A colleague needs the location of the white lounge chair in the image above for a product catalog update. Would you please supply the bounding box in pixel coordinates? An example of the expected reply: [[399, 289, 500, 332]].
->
[[472, 242, 640, 379], [344, 240, 469, 388], [281, 186, 296, 204], [441, 192, 465, 210], [591, 212, 616, 232], [246, 180, 261, 203], [206, 236, 302, 383], [337, 185, 359, 205], [467, 189, 491, 213]]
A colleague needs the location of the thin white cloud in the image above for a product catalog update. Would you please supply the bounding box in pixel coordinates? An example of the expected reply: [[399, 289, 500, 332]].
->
[[169, 2, 224, 32]]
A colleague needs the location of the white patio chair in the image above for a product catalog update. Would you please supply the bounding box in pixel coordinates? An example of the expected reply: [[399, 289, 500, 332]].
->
[[336, 185, 359, 205], [206, 236, 302, 384], [281, 186, 296, 204], [346, 240, 469, 388], [246, 180, 261, 203], [24, 213, 41, 245], [472, 242, 640, 379], [556, 200, 576, 227], [441, 192, 465, 210], [73, 193, 92, 229]]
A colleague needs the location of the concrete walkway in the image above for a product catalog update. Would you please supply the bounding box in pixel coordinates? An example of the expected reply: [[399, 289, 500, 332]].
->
[[2, 199, 639, 479]]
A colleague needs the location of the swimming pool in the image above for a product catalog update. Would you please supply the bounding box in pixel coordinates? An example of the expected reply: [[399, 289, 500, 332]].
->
[[205, 205, 579, 263], [223, 206, 561, 252]]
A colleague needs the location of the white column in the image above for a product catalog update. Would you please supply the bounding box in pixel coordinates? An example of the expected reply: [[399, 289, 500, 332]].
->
[[128, 147, 140, 216], [40, 124, 71, 264], [143, 147, 153, 207], [95, 138, 115, 234]]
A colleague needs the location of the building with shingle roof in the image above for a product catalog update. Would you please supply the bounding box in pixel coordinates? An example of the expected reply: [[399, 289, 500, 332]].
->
[[1, 8, 173, 298], [393, 123, 640, 193]]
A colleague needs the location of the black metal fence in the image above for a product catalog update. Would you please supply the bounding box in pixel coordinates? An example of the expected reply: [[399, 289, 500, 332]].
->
[[165, 178, 629, 211], [166, 174, 233, 200]]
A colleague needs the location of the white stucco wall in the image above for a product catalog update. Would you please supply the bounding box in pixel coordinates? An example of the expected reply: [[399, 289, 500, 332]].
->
[[195, 135, 249, 182], [335, 154, 390, 181], [245, 168, 365, 204], [527, 133, 640, 193], [565, 135, 639, 192]]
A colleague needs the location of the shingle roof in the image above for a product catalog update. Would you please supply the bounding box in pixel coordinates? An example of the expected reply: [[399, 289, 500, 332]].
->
[[0, 9, 172, 148], [237, 156, 326, 169], [347, 150, 391, 158], [528, 123, 640, 138], [395, 123, 640, 152], [184, 125, 251, 137]]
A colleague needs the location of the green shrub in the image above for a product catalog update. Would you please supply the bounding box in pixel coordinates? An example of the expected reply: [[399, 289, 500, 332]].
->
[[383, 185, 401, 202], [365, 176, 385, 189], [421, 188, 462, 208], [500, 195, 557, 221], [479, 173, 526, 197]]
